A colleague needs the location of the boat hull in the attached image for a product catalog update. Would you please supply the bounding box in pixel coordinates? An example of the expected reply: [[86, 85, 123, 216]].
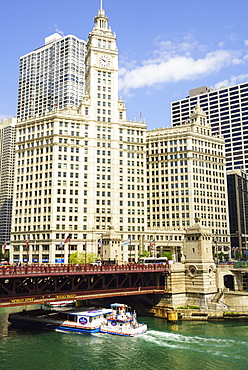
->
[[100, 326, 147, 337], [56, 325, 100, 334]]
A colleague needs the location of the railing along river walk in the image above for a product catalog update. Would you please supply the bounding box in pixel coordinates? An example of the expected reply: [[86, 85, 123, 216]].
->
[[0, 263, 168, 277]]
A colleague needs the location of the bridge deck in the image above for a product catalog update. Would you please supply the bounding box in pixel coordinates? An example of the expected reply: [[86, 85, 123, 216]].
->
[[0, 263, 168, 307], [0, 263, 168, 277]]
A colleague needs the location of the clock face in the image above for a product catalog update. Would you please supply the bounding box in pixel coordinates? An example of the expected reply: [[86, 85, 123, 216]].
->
[[99, 54, 110, 68]]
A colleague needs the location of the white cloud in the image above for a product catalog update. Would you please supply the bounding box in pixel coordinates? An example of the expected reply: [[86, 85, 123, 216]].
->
[[215, 74, 248, 89], [119, 48, 242, 94], [148, 36, 200, 63], [54, 24, 64, 36], [218, 41, 225, 48]]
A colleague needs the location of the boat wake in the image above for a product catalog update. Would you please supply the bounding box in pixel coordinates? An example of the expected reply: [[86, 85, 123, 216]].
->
[[141, 330, 248, 358]]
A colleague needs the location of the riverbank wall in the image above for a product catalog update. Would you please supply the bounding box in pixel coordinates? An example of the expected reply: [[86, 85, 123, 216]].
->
[[151, 291, 248, 321]]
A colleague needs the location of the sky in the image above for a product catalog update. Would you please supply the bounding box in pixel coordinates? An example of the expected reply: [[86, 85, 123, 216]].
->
[[1, 0, 248, 130]]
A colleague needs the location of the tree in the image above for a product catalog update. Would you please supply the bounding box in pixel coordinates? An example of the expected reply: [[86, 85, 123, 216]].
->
[[69, 251, 98, 264], [218, 252, 225, 262], [162, 251, 173, 260], [139, 250, 150, 258], [234, 251, 242, 260], [0, 244, 9, 261]]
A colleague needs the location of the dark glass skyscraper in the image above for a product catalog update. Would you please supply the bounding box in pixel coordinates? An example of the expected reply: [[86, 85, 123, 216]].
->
[[227, 170, 248, 256]]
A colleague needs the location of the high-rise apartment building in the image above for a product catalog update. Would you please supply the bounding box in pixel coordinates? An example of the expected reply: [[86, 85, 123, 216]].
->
[[147, 105, 230, 258], [171, 83, 248, 172], [17, 33, 86, 121], [10, 5, 147, 264], [0, 118, 16, 245]]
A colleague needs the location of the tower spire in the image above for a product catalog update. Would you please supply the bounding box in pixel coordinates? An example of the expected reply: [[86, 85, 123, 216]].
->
[[94, 0, 108, 30]]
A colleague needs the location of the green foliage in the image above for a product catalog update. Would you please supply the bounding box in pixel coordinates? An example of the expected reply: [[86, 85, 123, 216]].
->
[[234, 251, 242, 260], [139, 250, 150, 258], [162, 251, 173, 260], [224, 312, 240, 315], [177, 306, 188, 309], [0, 247, 9, 261], [177, 306, 200, 310], [188, 306, 200, 309], [69, 251, 98, 264], [218, 252, 224, 261]]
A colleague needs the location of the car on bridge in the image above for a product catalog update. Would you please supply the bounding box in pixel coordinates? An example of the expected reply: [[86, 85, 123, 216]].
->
[[90, 260, 102, 266]]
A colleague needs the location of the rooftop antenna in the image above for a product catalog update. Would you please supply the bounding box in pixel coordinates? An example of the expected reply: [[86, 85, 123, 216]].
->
[[100, 0, 103, 10]]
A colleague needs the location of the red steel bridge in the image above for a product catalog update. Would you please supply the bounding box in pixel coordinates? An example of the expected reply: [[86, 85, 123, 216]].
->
[[0, 263, 169, 307]]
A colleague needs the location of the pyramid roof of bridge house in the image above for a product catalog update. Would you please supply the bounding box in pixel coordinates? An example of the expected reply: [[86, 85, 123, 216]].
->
[[186, 218, 212, 237]]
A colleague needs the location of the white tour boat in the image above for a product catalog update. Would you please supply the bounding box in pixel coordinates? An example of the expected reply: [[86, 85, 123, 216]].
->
[[100, 303, 147, 336], [8, 303, 147, 336]]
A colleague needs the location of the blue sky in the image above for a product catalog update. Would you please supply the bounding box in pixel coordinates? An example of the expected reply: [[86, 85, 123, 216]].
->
[[1, 0, 248, 130]]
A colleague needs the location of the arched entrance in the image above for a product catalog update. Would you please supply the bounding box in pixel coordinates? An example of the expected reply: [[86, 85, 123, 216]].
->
[[224, 274, 234, 290]]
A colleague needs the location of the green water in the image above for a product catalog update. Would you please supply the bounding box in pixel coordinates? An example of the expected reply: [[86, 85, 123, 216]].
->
[[1, 306, 248, 370]]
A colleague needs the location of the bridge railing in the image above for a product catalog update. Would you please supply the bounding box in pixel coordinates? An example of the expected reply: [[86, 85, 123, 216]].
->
[[0, 263, 168, 276]]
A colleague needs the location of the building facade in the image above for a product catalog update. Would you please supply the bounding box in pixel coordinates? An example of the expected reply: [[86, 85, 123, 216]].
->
[[17, 33, 86, 121], [171, 83, 248, 172], [147, 105, 230, 259], [8, 4, 232, 264], [0, 118, 16, 245], [10, 5, 147, 264]]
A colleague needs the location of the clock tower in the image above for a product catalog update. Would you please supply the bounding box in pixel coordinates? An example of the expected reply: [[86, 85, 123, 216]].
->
[[80, 1, 120, 123]]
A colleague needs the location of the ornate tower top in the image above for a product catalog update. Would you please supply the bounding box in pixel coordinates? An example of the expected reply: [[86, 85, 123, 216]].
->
[[94, 0, 109, 30], [190, 104, 210, 127]]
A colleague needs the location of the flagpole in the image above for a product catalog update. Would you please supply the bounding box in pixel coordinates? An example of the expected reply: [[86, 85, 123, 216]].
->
[[33, 241, 37, 263], [154, 235, 156, 261], [26, 235, 29, 264], [129, 239, 131, 263], [100, 235, 102, 262], [64, 234, 71, 264], [99, 235, 103, 263], [61, 243, 63, 264]]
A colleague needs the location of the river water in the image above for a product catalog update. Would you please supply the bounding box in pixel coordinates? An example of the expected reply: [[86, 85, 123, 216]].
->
[[1, 306, 248, 370]]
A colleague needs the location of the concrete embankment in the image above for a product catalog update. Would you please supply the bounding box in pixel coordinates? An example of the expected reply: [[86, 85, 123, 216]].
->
[[150, 306, 248, 321]]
